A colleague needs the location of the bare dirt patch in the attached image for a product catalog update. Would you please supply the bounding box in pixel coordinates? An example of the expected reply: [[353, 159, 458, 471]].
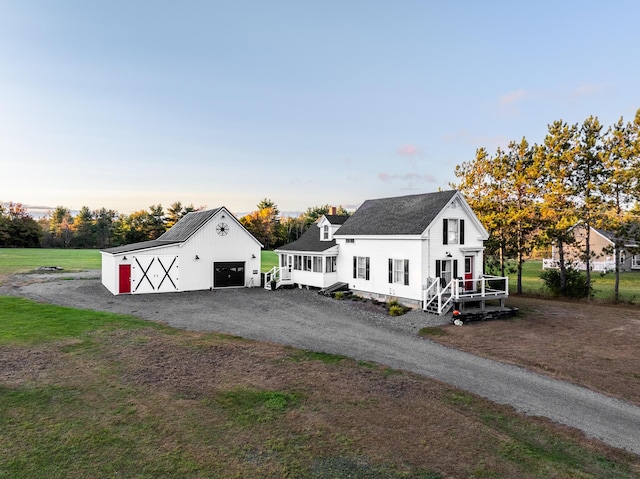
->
[[426, 296, 640, 406]]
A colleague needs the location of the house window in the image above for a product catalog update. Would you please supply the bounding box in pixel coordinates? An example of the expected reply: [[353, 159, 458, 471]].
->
[[443, 219, 465, 245], [325, 256, 337, 273], [323, 225, 329, 240], [353, 256, 370, 280], [313, 256, 323, 272], [346, 238, 355, 244], [389, 258, 409, 285], [293, 255, 302, 270], [303, 255, 312, 271]]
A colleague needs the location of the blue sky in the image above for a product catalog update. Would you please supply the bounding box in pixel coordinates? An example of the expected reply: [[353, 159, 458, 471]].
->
[[1, 1, 639, 217]]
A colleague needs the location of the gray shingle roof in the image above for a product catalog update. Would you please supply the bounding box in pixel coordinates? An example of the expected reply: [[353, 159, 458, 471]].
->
[[335, 190, 458, 236], [277, 216, 349, 253], [102, 208, 221, 254], [323, 215, 349, 225], [159, 208, 221, 241], [102, 239, 182, 254], [277, 226, 337, 252]]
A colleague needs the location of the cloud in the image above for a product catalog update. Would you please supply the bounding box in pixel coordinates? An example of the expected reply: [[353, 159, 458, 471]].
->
[[572, 83, 609, 97], [378, 172, 436, 184], [397, 144, 423, 156], [499, 89, 528, 105]]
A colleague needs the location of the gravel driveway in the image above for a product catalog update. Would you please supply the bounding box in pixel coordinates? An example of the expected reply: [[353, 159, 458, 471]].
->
[[3, 271, 640, 456]]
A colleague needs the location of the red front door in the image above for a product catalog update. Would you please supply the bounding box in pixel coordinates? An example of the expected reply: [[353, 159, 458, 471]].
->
[[119, 264, 131, 294], [464, 256, 473, 291]]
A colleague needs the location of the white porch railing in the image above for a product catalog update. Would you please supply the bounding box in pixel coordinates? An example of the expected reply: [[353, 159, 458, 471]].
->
[[263, 266, 293, 290], [543, 258, 617, 272], [423, 275, 509, 315]]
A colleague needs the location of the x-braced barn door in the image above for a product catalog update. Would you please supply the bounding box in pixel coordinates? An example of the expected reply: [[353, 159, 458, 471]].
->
[[131, 255, 180, 294]]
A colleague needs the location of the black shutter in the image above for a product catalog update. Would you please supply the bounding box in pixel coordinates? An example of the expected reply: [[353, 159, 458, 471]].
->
[[453, 259, 458, 279], [365, 257, 370, 280], [404, 259, 409, 285], [353, 256, 357, 278], [443, 219, 448, 245], [388, 258, 393, 283], [435, 260, 441, 278], [460, 219, 465, 245]]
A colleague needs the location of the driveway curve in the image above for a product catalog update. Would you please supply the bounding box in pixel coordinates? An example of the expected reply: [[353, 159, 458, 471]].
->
[[3, 272, 640, 456]]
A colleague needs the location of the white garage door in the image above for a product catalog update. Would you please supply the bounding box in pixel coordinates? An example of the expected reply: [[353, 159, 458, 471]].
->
[[131, 255, 180, 294]]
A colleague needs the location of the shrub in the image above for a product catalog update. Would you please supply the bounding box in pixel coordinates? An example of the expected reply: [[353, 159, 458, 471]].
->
[[540, 267, 594, 298], [388, 304, 405, 317], [334, 291, 345, 300]]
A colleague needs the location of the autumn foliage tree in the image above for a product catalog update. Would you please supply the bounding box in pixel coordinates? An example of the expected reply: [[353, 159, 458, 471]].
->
[[455, 109, 640, 300]]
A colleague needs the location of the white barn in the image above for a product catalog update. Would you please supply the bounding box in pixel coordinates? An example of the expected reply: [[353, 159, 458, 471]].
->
[[101, 207, 262, 295]]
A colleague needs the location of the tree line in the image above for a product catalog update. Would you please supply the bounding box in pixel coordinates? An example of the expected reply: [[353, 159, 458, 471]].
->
[[452, 110, 640, 300], [0, 199, 349, 251]]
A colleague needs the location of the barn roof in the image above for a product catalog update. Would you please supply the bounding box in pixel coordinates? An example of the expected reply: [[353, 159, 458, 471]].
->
[[335, 190, 458, 236], [102, 239, 182, 254], [101, 208, 223, 254], [159, 208, 221, 242]]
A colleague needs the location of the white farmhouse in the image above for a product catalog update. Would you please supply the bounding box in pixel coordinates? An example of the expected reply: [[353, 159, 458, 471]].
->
[[268, 190, 508, 314], [101, 207, 262, 295]]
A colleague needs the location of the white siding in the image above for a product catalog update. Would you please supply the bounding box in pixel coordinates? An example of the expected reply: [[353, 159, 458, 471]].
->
[[337, 237, 424, 302], [426, 199, 486, 280], [100, 253, 117, 294], [179, 209, 261, 290]]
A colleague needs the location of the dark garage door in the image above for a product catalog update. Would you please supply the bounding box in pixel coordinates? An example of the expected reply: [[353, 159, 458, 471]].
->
[[214, 262, 245, 287]]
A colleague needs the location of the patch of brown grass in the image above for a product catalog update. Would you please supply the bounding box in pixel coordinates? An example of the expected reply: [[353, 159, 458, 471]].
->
[[3, 325, 640, 478], [427, 296, 640, 405]]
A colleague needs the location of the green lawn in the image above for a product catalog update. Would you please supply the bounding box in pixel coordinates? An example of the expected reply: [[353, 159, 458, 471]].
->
[[509, 260, 640, 302], [0, 248, 101, 276], [261, 250, 278, 273], [0, 249, 278, 276]]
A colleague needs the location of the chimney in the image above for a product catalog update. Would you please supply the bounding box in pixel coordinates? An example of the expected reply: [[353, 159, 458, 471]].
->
[[328, 206, 337, 215]]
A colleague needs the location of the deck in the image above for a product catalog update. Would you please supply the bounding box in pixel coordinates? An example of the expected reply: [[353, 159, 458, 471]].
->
[[423, 275, 509, 315]]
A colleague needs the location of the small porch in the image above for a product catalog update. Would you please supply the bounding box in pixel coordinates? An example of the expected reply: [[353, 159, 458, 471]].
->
[[263, 266, 294, 290], [422, 275, 509, 315]]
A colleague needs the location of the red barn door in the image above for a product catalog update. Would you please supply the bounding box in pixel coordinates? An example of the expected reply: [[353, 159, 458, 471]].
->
[[118, 264, 131, 294]]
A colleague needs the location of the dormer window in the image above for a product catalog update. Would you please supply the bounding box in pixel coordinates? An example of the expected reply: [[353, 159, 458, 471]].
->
[[323, 225, 329, 240]]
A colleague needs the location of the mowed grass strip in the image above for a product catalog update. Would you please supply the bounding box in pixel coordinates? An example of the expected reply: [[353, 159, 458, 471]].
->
[[1, 298, 639, 478], [0, 248, 101, 277], [0, 296, 156, 345]]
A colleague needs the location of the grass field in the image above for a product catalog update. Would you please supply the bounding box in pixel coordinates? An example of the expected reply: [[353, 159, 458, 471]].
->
[[2, 296, 639, 478], [0, 248, 101, 277], [0, 248, 280, 277], [509, 260, 640, 302]]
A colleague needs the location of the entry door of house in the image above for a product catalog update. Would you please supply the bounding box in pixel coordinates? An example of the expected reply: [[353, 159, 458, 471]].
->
[[118, 264, 131, 294], [440, 260, 452, 287], [464, 256, 474, 291]]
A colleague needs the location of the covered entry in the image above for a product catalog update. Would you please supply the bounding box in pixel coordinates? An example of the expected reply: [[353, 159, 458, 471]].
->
[[214, 262, 245, 287]]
